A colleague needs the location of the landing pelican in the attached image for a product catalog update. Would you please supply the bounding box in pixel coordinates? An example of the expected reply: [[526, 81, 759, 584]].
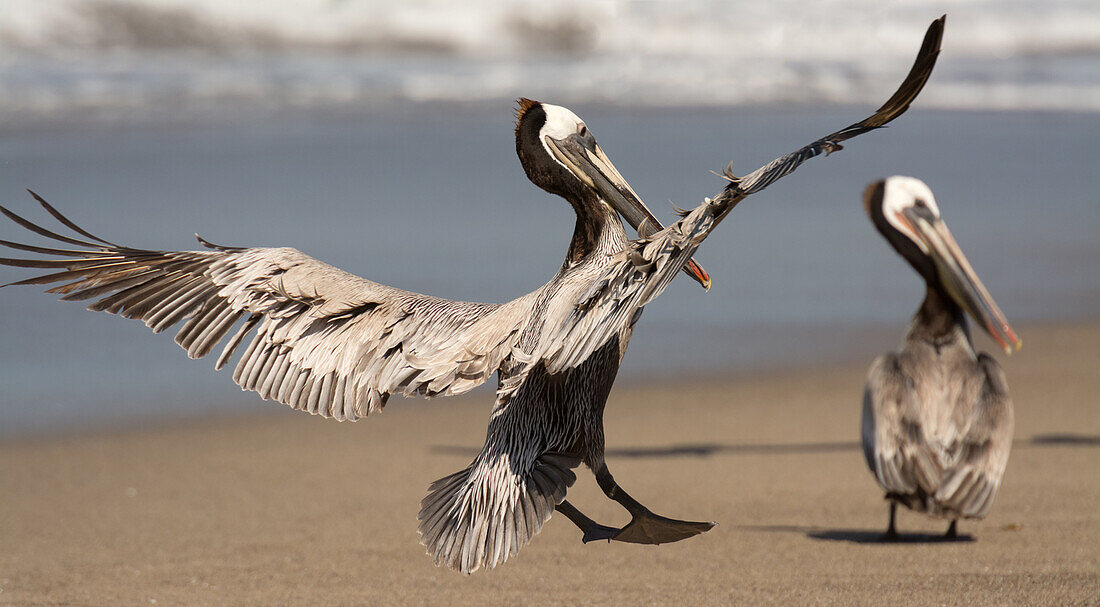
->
[[861, 176, 1020, 539], [1, 17, 944, 573]]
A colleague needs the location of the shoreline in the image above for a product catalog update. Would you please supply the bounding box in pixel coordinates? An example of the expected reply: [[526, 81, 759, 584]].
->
[[1, 320, 1096, 604], [2, 318, 1093, 444], [4, 102, 1097, 138]]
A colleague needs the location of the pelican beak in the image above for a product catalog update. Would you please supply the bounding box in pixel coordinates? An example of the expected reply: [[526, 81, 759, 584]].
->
[[683, 258, 711, 291], [901, 207, 1021, 355], [545, 135, 711, 290]]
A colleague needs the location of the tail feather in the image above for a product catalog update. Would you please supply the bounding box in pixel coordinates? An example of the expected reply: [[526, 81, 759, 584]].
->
[[418, 452, 580, 574]]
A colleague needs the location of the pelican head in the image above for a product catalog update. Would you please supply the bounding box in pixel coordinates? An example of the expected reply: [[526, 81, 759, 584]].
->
[[514, 98, 709, 289], [865, 176, 1020, 354]]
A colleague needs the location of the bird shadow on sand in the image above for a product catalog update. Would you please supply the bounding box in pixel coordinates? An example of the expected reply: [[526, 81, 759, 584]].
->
[[431, 441, 861, 459], [432, 433, 1097, 460], [1028, 433, 1100, 446], [737, 524, 974, 544], [807, 529, 974, 544]]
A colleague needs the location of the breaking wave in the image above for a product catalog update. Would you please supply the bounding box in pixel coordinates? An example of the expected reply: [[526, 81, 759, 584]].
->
[[3, 0, 1099, 127]]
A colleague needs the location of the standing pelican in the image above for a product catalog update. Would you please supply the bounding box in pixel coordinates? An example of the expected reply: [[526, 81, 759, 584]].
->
[[1, 18, 944, 573], [861, 176, 1020, 539]]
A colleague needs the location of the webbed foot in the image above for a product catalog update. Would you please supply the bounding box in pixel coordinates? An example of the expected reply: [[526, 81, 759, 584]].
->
[[556, 500, 714, 544], [556, 500, 621, 543], [612, 509, 715, 545]]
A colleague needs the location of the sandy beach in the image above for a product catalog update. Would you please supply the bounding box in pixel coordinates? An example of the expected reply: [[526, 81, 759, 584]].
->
[[1, 320, 1097, 606]]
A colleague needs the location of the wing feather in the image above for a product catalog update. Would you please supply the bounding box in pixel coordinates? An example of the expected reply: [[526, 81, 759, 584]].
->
[[932, 354, 1014, 517], [863, 354, 925, 495], [0, 197, 537, 421]]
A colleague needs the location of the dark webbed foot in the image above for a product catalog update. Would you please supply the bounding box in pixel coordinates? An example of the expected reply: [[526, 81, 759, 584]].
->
[[556, 500, 714, 545], [612, 508, 715, 544], [595, 463, 716, 544], [557, 463, 717, 545], [556, 500, 620, 543]]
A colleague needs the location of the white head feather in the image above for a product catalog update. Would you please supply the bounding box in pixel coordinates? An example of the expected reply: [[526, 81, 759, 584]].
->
[[538, 103, 587, 171], [882, 175, 942, 253]]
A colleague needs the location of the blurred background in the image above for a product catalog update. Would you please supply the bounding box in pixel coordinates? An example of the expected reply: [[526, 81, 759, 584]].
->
[[4, 0, 1099, 123], [1, 0, 1098, 436]]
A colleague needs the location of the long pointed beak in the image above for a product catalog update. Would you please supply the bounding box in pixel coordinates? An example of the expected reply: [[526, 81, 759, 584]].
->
[[546, 136, 711, 290], [903, 208, 1021, 355]]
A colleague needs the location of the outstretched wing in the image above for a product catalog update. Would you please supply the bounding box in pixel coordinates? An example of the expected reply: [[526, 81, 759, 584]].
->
[[524, 16, 944, 377], [1, 194, 538, 421], [714, 15, 943, 217]]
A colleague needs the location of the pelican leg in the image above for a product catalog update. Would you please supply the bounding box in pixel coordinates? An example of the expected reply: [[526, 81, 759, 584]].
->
[[555, 500, 620, 543], [944, 520, 958, 539], [594, 464, 715, 544], [883, 501, 900, 541]]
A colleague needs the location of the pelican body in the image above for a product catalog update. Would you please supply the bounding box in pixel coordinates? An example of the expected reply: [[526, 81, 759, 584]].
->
[[1, 101, 713, 574], [1, 17, 944, 573], [861, 176, 1020, 539]]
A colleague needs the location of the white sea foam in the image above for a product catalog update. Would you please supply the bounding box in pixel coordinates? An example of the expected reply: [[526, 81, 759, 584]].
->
[[2, 0, 1098, 126]]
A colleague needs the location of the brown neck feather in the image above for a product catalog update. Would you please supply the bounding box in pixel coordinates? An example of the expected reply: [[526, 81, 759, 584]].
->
[[912, 282, 967, 346], [564, 194, 612, 264]]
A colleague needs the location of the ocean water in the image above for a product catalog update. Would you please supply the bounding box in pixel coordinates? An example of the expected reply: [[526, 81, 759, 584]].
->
[[0, 106, 1097, 437], [3, 0, 1099, 129]]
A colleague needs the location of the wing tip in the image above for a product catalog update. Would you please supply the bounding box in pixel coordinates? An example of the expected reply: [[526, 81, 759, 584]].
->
[[25, 188, 46, 204], [195, 233, 244, 251]]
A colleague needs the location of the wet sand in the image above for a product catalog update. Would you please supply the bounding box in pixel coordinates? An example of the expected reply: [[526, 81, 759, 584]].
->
[[1, 321, 1097, 605]]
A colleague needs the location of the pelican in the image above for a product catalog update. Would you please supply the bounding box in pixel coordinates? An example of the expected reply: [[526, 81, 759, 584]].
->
[[861, 176, 1020, 539], [1, 17, 944, 573]]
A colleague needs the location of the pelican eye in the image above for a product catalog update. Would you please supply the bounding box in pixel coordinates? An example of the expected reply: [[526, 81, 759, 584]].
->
[[578, 125, 588, 137], [913, 198, 928, 209]]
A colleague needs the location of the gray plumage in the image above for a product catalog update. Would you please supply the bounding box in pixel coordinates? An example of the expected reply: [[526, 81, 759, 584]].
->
[[0, 16, 944, 573], [862, 316, 1014, 520], [860, 176, 1019, 538]]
